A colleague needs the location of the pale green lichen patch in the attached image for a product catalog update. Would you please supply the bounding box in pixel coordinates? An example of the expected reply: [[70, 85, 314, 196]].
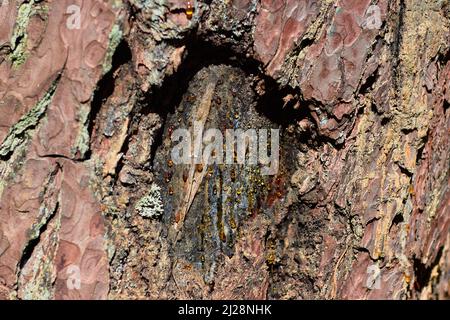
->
[[135, 183, 164, 218], [28, 204, 55, 240], [9, 0, 35, 68], [102, 23, 123, 74], [0, 78, 58, 157], [112, 0, 124, 9], [0, 141, 28, 198], [10, 38, 28, 68], [21, 245, 55, 300], [9, 0, 48, 68]]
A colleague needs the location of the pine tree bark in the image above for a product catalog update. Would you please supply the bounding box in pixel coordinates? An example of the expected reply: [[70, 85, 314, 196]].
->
[[0, 0, 448, 300]]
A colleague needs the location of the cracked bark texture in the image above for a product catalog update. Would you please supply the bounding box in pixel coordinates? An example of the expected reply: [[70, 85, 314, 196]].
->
[[0, 0, 449, 300]]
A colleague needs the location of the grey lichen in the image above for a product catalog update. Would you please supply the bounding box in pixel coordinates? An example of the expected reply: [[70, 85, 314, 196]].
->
[[145, 42, 173, 87], [130, 0, 194, 41], [72, 103, 91, 158], [21, 214, 60, 300], [135, 183, 164, 218]]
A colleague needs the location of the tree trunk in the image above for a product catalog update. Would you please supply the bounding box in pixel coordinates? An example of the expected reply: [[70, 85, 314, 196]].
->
[[0, 0, 448, 300]]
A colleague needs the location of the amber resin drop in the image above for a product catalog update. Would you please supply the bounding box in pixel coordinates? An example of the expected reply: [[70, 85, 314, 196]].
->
[[186, 1, 194, 19]]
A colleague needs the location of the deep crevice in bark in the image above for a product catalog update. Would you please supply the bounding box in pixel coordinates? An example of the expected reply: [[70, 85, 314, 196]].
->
[[391, 0, 406, 95], [17, 199, 59, 276], [443, 99, 449, 113], [87, 40, 132, 160], [138, 39, 319, 169], [413, 246, 444, 293]]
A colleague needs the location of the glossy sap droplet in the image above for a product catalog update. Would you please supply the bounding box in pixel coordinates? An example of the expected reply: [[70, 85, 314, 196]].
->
[[230, 217, 237, 229], [186, 1, 194, 19], [219, 229, 226, 242], [196, 163, 203, 173], [165, 171, 172, 183]]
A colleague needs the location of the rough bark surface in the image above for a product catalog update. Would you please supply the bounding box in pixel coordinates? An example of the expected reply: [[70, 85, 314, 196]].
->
[[0, 0, 449, 300]]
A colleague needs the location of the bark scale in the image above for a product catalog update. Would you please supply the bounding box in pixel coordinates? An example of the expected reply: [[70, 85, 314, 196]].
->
[[0, 0, 448, 299]]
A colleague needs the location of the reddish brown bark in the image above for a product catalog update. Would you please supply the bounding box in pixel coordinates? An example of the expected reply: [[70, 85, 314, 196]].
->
[[0, 0, 448, 300]]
